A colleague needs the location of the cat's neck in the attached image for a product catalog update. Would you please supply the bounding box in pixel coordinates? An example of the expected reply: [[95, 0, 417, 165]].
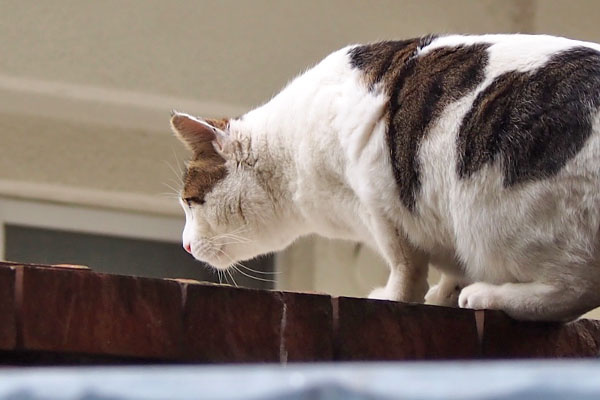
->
[[235, 47, 386, 243]]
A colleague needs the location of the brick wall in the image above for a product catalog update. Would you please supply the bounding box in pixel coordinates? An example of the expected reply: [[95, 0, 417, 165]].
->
[[0, 262, 598, 364]]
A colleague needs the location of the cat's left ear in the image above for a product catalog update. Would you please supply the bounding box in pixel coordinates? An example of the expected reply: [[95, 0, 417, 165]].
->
[[170, 110, 231, 154]]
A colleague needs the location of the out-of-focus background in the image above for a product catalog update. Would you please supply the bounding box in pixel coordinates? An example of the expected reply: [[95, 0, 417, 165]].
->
[[1, 0, 599, 317]]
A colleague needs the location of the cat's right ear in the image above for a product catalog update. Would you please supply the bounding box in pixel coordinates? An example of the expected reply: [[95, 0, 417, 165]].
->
[[170, 110, 229, 154]]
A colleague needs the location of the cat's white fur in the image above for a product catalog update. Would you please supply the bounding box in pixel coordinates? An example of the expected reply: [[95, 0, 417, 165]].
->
[[177, 34, 600, 321]]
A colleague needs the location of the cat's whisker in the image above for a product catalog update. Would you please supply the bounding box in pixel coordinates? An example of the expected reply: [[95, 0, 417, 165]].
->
[[170, 147, 185, 177], [214, 247, 235, 261], [163, 159, 184, 186], [236, 263, 281, 276], [210, 245, 240, 287], [159, 192, 181, 199], [214, 232, 251, 240], [167, 177, 183, 189], [222, 270, 230, 285], [213, 248, 267, 283], [211, 242, 277, 282], [231, 264, 276, 284], [217, 232, 251, 239], [217, 239, 252, 246], [228, 226, 251, 236], [220, 233, 253, 242], [212, 232, 254, 246], [213, 236, 253, 245], [226, 269, 238, 287], [214, 241, 251, 247], [162, 182, 181, 197]]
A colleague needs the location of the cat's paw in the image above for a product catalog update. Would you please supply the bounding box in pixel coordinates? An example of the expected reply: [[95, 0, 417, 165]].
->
[[458, 282, 498, 310], [425, 283, 460, 307], [368, 286, 396, 301]]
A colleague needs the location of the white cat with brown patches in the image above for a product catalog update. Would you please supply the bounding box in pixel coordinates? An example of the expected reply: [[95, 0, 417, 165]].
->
[[172, 33, 600, 321]]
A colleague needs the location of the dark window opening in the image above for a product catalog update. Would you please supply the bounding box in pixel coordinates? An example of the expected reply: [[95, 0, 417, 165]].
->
[[4, 224, 274, 290]]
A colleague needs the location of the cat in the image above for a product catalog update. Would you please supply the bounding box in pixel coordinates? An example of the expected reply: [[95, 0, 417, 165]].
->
[[171, 33, 600, 321]]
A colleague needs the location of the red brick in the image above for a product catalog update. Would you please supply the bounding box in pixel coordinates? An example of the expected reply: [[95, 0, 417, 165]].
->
[[334, 297, 480, 360], [481, 310, 600, 358], [182, 283, 283, 362], [281, 292, 333, 362], [19, 266, 184, 360], [0, 265, 17, 350], [0, 261, 88, 270]]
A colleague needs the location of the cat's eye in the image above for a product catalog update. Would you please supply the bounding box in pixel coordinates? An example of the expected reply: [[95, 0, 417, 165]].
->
[[184, 197, 205, 206]]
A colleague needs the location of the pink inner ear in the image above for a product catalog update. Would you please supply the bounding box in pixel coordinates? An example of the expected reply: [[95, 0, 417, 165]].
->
[[171, 114, 218, 152], [172, 115, 216, 141]]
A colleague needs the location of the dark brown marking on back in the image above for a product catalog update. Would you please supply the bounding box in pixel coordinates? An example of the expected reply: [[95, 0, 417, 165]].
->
[[349, 37, 432, 92], [458, 46, 600, 186], [350, 38, 490, 211]]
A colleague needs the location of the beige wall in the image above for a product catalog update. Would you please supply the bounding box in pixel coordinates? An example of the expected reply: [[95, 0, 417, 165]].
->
[[2, 1, 600, 318]]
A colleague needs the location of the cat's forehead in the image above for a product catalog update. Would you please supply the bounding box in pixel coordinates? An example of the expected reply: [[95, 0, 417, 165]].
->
[[182, 157, 228, 201]]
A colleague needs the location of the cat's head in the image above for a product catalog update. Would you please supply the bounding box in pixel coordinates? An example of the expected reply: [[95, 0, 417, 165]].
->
[[170, 111, 291, 270]]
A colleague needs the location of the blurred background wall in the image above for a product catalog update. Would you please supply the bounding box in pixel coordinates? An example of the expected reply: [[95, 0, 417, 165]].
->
[[1, 0, 599, 316]]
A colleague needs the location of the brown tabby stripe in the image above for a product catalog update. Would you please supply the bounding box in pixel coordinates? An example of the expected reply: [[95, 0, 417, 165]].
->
[[183, 159, 227, 205], [349, 37, 432, 92], [457, 46, 600, 185], [350, 38, 490, 211]]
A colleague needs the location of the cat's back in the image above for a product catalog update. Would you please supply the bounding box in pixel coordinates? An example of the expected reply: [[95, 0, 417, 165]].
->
[[349, 33, 600, 210], [348, 34, 600, 271]]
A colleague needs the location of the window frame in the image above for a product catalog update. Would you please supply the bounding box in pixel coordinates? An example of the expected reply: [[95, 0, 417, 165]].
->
[[0, 196, 184, 260]]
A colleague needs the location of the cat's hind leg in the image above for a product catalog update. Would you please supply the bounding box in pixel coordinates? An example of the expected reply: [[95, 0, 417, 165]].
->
[[458, 280, 599, 321]]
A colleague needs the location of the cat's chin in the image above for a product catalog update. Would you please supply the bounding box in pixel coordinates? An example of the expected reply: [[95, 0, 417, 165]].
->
[[207, 260, 234, 271], [196, 250, 235, 271], [187, 241, 232, 270]]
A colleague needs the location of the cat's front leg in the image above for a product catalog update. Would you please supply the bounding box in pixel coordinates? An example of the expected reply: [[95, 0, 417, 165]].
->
[[368, 253, 429, 302], [368, 262, 428, 303], [367, 220, 429, 303], [424, 273, 463, 307]]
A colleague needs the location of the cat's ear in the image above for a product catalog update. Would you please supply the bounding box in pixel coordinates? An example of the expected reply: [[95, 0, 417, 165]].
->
[[170, 110, 231, 154]]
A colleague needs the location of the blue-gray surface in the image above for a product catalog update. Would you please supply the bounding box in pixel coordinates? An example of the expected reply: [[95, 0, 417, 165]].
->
[[0, 360, 599, 400]]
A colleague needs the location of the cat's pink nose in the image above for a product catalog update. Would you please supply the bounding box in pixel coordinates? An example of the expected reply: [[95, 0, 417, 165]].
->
[[183, 243, 192, 254]]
